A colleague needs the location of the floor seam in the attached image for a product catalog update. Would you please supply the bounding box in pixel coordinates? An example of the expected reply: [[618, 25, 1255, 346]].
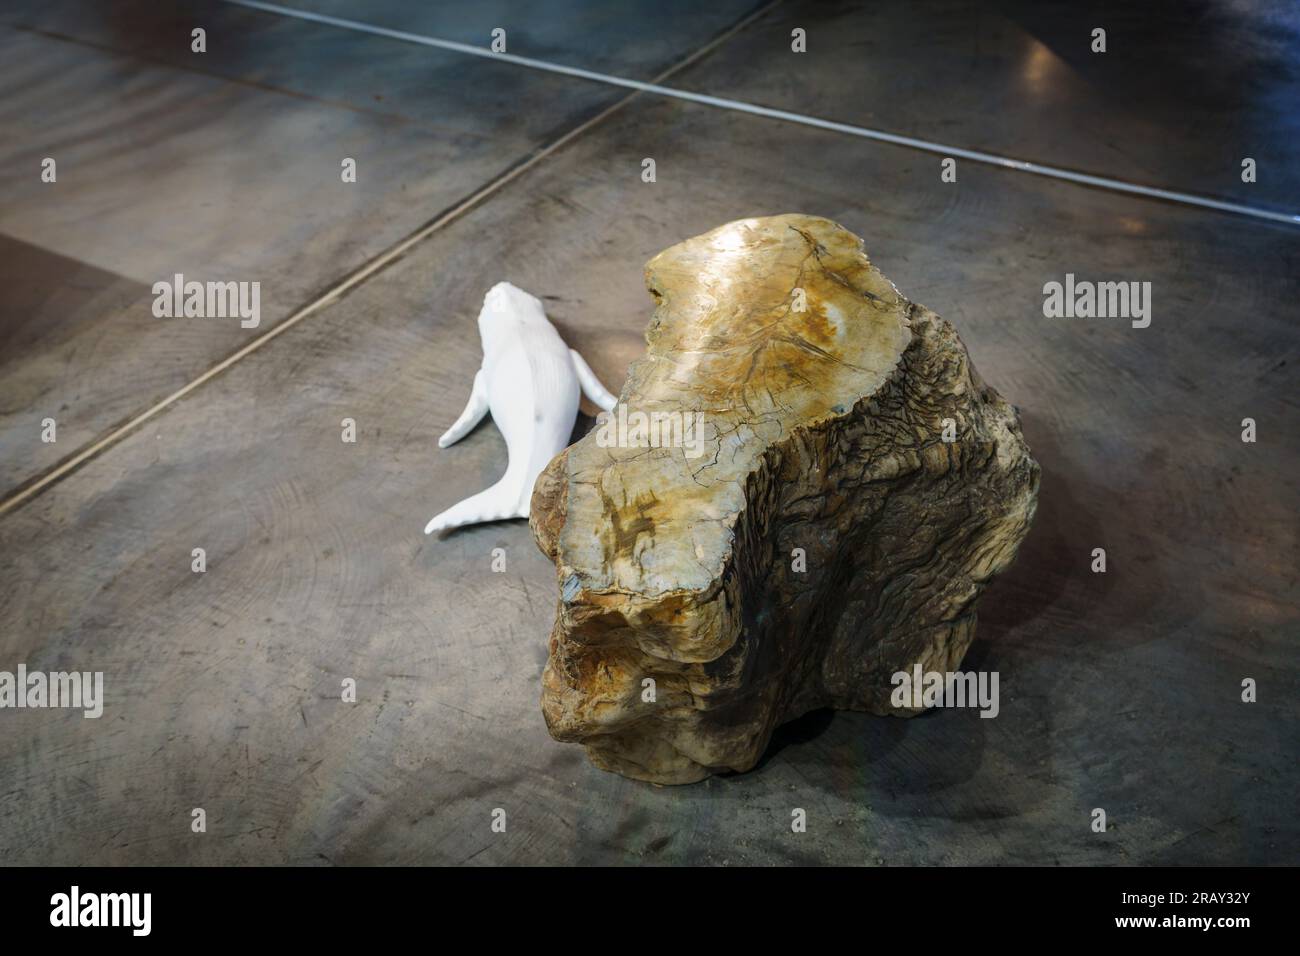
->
[[224, 0, 1300, 228], [0, 0, 784, 519]]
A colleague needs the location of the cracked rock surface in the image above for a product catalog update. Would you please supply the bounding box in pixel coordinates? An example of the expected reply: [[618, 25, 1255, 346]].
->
[[531, 214, 1040, 784]]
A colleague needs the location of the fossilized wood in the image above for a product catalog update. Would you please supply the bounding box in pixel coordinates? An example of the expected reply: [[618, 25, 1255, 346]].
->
[[531, 214, 1040, 785]]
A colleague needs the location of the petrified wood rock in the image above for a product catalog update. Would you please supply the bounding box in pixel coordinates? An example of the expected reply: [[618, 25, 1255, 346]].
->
[[530, 214, 1039, 785]]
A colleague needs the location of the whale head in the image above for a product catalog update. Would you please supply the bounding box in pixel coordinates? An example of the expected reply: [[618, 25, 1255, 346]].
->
[[478, 281, 550, 355]]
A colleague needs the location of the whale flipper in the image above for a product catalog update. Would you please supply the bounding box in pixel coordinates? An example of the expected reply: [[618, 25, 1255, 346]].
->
[[569, 348, 617, 412], [439, 369, 489, 448]]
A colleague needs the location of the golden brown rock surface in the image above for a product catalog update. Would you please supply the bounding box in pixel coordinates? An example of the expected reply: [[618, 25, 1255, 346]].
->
[[531, 214, 1040, 784]]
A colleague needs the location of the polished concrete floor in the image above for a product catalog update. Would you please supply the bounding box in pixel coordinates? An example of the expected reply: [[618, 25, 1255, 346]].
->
[[0, 0, 1296, 865]]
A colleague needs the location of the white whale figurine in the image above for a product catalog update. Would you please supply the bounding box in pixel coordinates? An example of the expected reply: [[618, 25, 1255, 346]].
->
[[424, 282, 618, 534]]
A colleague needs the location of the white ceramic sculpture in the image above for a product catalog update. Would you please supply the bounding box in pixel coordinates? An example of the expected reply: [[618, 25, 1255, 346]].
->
[[424, 282, 618, 534]]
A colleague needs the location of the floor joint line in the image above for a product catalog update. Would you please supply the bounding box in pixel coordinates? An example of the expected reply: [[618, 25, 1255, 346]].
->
[[223, 0, 1300, 227], [0, 0, 782, 517]]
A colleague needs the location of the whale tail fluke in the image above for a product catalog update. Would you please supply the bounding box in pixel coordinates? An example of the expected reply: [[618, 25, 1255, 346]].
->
[[424, 479, 527, 534]]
